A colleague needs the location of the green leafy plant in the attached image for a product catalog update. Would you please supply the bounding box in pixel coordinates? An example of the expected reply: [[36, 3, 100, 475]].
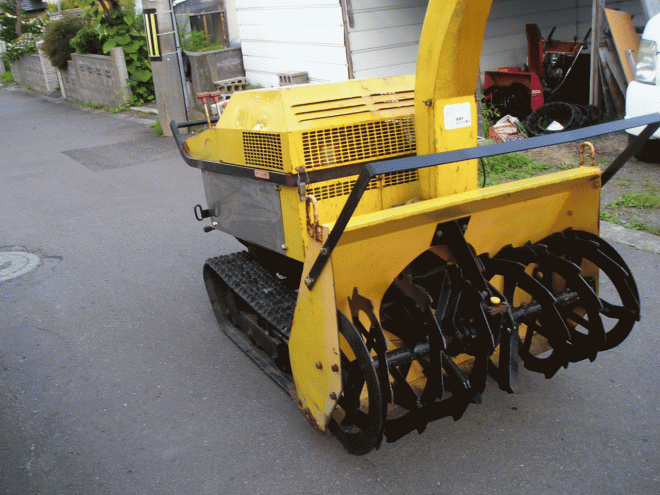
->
[[1, 0, 45, 44], [149, 119, 163, 136], [480, 95, 500, 136], [599, 211, 619, 223], [46, 0, 87, 12], [41, 14, 84, 69], [1, 2, 46, 64], [1, 70, 14, 83], [81, 0, 154, 105], [3, 32, 39, 62], [177, 16, 225, 53], [69, 26, 104, 55], [180, 28, 223, 52]]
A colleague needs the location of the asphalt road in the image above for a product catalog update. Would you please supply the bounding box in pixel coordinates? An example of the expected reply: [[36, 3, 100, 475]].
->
[[1, 88, 659, 495]]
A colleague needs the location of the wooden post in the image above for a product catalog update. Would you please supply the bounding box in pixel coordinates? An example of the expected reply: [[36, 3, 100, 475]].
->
[[590, 0, 605, 105]]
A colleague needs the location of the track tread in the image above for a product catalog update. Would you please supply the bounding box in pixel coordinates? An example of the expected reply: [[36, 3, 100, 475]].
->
[[205, 251, 297, 340]]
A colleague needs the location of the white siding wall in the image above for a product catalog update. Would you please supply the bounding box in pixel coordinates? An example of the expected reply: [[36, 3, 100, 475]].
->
[[347, 0, 647, 79], [235, 0, 348, 87], [345, 0, 427, 79], [234, 0, 648, 87]]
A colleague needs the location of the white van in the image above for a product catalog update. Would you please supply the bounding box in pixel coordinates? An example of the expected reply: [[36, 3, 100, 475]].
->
[[625, 13, 660, 162]]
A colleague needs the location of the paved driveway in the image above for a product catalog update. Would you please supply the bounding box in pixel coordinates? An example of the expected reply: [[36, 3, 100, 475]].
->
[[1, 89, 659, 494]]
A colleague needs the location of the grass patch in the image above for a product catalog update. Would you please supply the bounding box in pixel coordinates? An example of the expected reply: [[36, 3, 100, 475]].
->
[[609, 192, 660, 210], [479, 153, 552, 186], [1, 71, 13, 84], [643, 181, 660, 193], [624, 214, 660, 235], [613, 178, 631, 188], [601, 210, 660, 236], [600, 211, 620, 223]]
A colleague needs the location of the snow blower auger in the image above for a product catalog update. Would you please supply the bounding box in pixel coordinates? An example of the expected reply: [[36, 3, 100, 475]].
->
[[172, 0, 660, 456]]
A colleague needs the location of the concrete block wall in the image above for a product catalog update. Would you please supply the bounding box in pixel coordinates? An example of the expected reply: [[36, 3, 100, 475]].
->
[[186, 47, 245, 102], [66, 48, 130, 107], [13, 47, 130, 108], [11, 49, 58, 93]]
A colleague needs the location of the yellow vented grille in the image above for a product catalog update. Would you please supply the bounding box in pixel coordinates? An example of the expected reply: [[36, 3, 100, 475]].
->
[[243, 132, 284, 170], [307, 171, 419, 201], [383, 169, 418, 187], [301, 118, 416, 169]]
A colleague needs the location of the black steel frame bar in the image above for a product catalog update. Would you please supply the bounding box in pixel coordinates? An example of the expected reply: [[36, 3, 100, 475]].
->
[[305, 113, 660, 289]]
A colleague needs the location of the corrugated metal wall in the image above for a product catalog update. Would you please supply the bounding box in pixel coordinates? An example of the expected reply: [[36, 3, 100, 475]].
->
[[234, 0, 648, 86], [235, 0, 349, 87], [344, 0, 427, 80], [346, 0, 647, 78]]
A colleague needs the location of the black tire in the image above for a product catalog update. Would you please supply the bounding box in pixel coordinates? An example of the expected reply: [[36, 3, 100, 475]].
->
[[569, 104, 589, 130], [583, 104, 603, 126], [628, 133, 660, 163], [524, 102, 578, 136]]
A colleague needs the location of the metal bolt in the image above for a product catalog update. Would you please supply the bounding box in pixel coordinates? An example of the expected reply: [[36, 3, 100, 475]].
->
[[424, 99, 432, 107], [315, 361, 323, 370], [281, 244, 288, 251], [305, 277, 312, 285], [212, 221, 218, 226], [329, 392, 338, 400], [331, 364, 339, 372], [436, 230, 443, 238], [320, 247, 328, 256]]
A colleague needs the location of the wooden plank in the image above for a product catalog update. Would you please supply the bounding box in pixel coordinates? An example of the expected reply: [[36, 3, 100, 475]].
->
[[604, 8, 640, 83], [598, 47, 625, 117], [604, 47, 628, 94], [598, 59, 615, 120]]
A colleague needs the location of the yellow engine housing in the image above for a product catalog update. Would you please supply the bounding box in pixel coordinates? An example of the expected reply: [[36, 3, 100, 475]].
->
[[185, 75, 481, 262]]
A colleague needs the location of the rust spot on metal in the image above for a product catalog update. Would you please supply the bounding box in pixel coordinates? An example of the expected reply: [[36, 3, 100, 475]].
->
[[484, 302, 510, 316], [302, 407, 321, 430], [288, 383, 303, 408]]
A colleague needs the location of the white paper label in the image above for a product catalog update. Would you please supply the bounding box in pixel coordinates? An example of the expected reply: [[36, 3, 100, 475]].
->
[[444, 102, 472, 130]]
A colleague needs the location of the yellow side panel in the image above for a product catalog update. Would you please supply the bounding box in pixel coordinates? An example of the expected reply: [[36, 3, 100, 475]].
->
[[288, 230, 342, 431]]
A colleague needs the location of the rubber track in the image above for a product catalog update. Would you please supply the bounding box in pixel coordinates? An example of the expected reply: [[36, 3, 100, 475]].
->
[[205, 251, 297, 341]]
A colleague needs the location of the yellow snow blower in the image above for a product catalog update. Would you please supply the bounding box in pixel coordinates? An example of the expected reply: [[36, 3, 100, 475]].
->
[[172, 0, 660, 455]]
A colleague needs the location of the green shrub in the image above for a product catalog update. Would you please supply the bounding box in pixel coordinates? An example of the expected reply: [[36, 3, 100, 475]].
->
[[149, 119, 163, 136], [181, 28, 223, 52], [47, 0, 87, 12], [1, 70, 14, 83], [0, 0, 44, 44], [82, 0, 154, 105], [70, 26, 104, 54], [1, 1, 46, 64], [3, 32, 39, 62], [41, 15, 84, 69]]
